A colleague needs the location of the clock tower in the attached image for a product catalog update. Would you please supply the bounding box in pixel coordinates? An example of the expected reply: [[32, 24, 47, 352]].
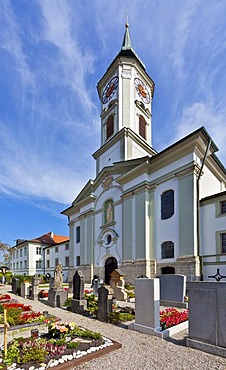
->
[[93, 22, 157, 174]]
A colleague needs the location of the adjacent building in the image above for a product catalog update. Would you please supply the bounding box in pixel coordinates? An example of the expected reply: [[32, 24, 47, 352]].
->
[[62, 23, 226, 284], [9, 232, 70, 281]]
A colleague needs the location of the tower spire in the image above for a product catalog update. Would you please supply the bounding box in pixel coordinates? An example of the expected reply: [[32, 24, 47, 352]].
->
[[121, 19, 132, 51]]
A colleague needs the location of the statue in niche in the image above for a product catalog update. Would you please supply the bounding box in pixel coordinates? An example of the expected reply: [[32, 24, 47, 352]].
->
[[53, 262, 63, 289], [105, 200, 114, 223]]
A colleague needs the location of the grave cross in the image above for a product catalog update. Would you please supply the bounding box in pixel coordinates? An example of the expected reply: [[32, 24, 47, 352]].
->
[[208, 268, 226, 281]]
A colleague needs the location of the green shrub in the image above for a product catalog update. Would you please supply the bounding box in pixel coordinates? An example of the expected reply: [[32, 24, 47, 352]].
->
[[67, 341, 79, 349], [64, 297, 72, 308], [108, 312, 135, 325]]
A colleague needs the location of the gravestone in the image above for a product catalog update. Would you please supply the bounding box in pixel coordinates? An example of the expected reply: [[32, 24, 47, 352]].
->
[[46, 263, 67, 307], [129, 278, 161, 336], [92, 275, 100, 297], [71, 271, 87, 314], [158, 274, 187, 308], [97, 285, 114, 322], [11, 278, 19, 295], [110, 269, 127, 301], [186, 281, 226, 357], [21, 282, 30, 298], [31, 277, 40, 300]]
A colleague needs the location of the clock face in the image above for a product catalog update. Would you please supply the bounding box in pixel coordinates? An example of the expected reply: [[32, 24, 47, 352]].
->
[[101, 76, 119, 104], [134, 77, 150, 104]]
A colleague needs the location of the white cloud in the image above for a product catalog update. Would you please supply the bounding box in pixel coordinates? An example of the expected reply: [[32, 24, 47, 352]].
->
[[0, 0, 34, 88], [173, 101, 226, 162]]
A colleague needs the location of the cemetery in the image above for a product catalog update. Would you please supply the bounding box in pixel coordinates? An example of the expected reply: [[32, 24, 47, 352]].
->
[[0, 266, 226, 369]]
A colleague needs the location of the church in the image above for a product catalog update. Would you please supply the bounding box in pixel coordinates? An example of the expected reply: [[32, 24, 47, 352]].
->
[[62, 23, 226, 284]]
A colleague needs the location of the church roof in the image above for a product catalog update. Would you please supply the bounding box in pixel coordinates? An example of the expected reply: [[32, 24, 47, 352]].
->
[[118, 21, 146, 70]]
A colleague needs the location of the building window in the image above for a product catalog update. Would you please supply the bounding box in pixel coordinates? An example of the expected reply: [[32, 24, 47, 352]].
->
[[106, 114, 114, 139], [139, 115, 146, 140], [36, 247, 41, 255], [47, 249, 50, 254], [16, 250, 18, 258], [13, 252, 15, 259], [65, 256, 69, 267], [76, 256, 80, 266], [65, 243, 69, 251], [55, 246, 59, 253], [16, 262, 18, 269], [36, 260, 42, 268], [105, 199, 114, 224], [76, 226, 80, 244], [24, 260, 27, 268], [221, 233, 226, 254], [161, 190, 174, 220], [55, 258, 59, 266], [20, 261, 22, 269], [20, 249, 22, 257], [46, 260, 50, 268], [161, 241, 174, 259], [220, 201, 226, 214], [24, 247, 27, 256]]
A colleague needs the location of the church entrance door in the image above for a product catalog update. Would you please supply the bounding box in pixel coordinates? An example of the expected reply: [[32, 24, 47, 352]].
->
[[105, 257, 118, 284]]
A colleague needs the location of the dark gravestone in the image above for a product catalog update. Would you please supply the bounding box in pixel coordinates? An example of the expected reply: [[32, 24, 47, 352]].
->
[[97, 285, 113, 322], [12, 278, 19, 295], [71, 271, 86, 314], [73, 270, 85, 300]]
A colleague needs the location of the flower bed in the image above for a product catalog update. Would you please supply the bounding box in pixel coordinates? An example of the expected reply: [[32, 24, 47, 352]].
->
[[1, 319, 119, 370], [160, 307, 189, 329], [0, 295, 46, 327]]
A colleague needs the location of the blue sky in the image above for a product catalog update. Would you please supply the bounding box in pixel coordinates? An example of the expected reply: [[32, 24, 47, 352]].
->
[[1, 0, 226, 249]]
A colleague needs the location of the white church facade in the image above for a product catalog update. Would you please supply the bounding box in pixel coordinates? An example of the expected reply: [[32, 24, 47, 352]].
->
[[62, 24, 226, 284]]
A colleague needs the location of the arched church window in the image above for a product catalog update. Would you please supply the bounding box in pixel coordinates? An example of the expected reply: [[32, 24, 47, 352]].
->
[[161, 189, 174, 220], [161, 241, 174, 259], [104, 199, 114, 224], [106, 114, 114, 139], [76, 256, 80, 266], [76, 226, 80, 243], [139, 115, 146, 140]]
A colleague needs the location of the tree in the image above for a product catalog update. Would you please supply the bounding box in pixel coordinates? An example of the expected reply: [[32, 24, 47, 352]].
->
[[0, 241, 10, 251]]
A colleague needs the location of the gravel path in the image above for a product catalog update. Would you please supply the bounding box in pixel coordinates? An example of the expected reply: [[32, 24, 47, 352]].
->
[[1, 286, 226, 370]]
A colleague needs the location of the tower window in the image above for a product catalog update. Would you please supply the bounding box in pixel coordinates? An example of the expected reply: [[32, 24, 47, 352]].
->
[[161, 190, 174, 220], [139, 115, 146, 140], [106, 114, 114, 139], [161, 241, 174, 259]]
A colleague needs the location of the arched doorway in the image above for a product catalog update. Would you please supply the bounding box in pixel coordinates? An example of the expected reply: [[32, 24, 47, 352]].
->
[[161, 266, 175, 274], [105, 257, 118, 284]]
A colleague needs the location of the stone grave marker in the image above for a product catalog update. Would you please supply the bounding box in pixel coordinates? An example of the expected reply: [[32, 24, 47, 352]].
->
[[92, 275, 100, 297], [46, 263, 67, 307], [97, 285, 114, 322], [110, 269, 127, 301], [20, 282, 30, 298], [158, 274, 187, 308], [31, 277, 40, 300], [11, 278, 19, 295], [186, 281, 226, 357], [71, 271, 87, 314], [129, 278, 161, 335]]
